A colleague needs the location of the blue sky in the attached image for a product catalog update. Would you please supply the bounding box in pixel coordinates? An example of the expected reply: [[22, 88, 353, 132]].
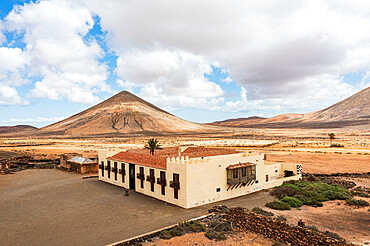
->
[[0, 0, 369, 127]]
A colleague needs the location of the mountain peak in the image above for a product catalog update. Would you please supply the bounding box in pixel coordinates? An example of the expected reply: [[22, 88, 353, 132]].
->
[[40, 91, 214, 136]]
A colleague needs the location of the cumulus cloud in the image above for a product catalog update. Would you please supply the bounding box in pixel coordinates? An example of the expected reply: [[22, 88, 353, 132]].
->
[[5, 0, 110, 104], [116, 49, 223, 103], [82, 0, 370, 113], [0, 84, 29, 105], [2, 0, 370, 115]]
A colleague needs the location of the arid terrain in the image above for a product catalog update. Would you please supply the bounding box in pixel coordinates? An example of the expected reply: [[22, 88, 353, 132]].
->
[[1, 90, 369, 246]]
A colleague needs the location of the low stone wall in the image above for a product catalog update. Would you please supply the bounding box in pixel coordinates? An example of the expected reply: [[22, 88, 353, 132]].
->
[[223, 207, 353, 246]]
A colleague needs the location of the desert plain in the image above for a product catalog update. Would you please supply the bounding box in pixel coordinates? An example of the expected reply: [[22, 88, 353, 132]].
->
[[0, 127, 369, 245]]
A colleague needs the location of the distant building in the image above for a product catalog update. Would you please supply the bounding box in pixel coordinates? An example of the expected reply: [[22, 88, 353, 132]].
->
[[98, 147, 302, 208], [60, 154, 98, 174]]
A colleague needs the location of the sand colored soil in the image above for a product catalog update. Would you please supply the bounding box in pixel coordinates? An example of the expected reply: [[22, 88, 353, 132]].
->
[[143, 231, 276, 246], [263, 176, 370, 245], [266, 151, 370, 174]]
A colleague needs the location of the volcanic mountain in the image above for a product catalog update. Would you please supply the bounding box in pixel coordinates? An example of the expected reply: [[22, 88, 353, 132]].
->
[[40, 91, 219, 136], [209, 87, 370, 129]]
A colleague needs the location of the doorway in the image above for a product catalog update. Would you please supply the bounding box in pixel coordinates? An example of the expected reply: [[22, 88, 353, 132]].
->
[[129, 164, 135, 189]]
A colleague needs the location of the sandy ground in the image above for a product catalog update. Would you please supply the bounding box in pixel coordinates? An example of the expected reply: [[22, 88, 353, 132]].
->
[[265, 151, 370, 174], [263, 176, 370, 245], [0, 169, 274, 246], [263, 200, 370, 245], [143, 231, 276, 246]]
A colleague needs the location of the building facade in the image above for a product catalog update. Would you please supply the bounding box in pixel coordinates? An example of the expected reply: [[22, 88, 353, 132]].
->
[[98, 147, 301, 208]]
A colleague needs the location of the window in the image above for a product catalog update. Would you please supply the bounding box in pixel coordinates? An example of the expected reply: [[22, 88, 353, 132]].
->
[[160, 171, 166, 195], [233, 169, 238, 178], [101, 161, 104, 177], [139, 167, 144, 188], [173, 173, 179, 199], [241, 167, 246, 177], [216, 188, 221, 192], [150, 169, 155, 192], [121, 163, 125, 183], [114, 162, 118, 181], [266, 175, 269, 182], [227, 165, 256, 185], [107, 161, 111, 179]]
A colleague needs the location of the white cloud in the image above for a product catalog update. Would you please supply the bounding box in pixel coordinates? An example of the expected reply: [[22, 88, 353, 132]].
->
[[0, 116, 65, 124], [0, 84, 29, 105], [5, 0, 110, 104], [82, 0, 370, 113], [0, 20, 5, 44], [116, 49, 224, 108]]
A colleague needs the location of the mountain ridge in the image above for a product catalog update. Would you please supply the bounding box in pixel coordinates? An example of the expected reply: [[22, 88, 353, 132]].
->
[[208, 87, 370, 129]]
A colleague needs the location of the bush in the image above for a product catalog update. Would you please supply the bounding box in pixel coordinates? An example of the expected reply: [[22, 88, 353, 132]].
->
[[169, 228, 182, 237], [266, 201, 291, 210], [178, 220, 206, 233], [303, 190, 328, 202], [351, 191, 370, 198], [346, 198, 369, 207], [252, 207, 274, 216], [159, 230, 172, 239], [270, 186, 302, 198], [281, 196, 303, 207], [205, 229, 227, 241], [331, 143, 344, 147], [293, 195, 313, 205], [322, 190, 351, 200]]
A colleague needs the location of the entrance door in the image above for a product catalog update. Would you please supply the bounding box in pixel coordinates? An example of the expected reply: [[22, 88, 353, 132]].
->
[[129, 164, 135, 189]]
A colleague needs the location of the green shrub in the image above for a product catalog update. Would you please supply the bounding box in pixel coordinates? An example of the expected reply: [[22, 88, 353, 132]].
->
[[310, 200, 323, 207], [303, 190, 328, 202], [351, 191, 370, 198], [281, 196, 303, 207], [331, 143, 344, 147], [281, 182, 303, 191], [346, 198, 369, 207], [252, 207, 274, 216], [322, 190, 351, 200], [293, 195, 313, 205], [169, 228, 182, 237], [178, 220, 205, 233], [270, 186, 302, 198], [205, 229, 227, 241], [265, 201, 291, 210], [159, 230, 172, 239]]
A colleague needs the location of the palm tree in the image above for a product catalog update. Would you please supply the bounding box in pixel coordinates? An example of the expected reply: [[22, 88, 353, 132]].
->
[[145, 138, 162, 155], [328, 133, 335, 147]]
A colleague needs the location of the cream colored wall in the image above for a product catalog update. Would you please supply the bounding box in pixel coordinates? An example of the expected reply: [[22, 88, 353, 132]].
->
[[98, 150, 128, 189], [181, 152, 301, 208], [183, 152, 266, 208], [134, 163, 188, 207]]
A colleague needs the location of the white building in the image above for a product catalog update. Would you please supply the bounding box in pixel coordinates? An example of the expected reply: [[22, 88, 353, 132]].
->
[[98, 147, 302, 208]]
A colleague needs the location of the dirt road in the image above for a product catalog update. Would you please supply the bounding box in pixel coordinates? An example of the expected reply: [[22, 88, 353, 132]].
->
[[0, 169, 274, 246]]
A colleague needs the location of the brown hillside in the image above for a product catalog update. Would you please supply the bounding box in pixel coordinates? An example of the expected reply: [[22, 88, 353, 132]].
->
[[0, 125, 37, 134], [208, 87, 370, 129], [40, 91, 219, 136]]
